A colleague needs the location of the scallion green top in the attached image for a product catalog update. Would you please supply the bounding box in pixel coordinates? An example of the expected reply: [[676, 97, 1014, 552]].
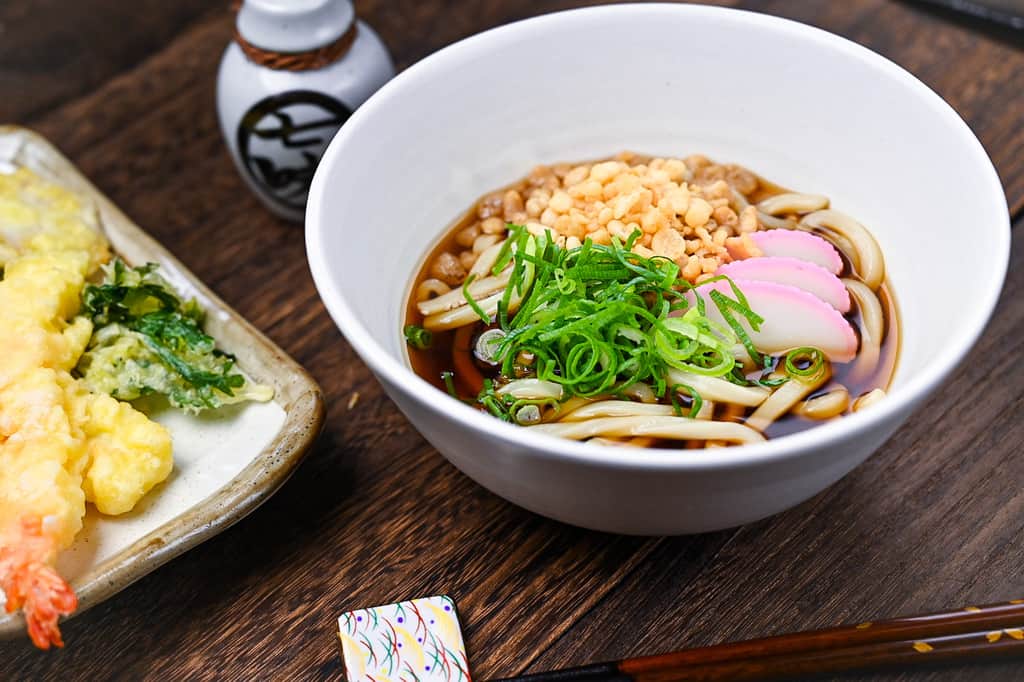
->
[[468, 225, 772, 420]]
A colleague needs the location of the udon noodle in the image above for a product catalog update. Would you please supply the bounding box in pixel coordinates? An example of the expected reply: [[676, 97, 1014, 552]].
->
[[404, 153, 898, 448]]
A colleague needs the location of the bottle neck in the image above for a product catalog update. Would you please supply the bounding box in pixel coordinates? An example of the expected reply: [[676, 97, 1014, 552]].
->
[[236, 0, 355, 53]]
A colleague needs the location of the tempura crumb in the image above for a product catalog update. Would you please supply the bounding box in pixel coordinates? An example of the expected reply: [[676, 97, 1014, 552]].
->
[[431, 153, 768, 283]]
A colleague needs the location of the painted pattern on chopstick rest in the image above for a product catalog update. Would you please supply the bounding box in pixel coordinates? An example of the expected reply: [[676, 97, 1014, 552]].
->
[[338, 595, 470, 682]]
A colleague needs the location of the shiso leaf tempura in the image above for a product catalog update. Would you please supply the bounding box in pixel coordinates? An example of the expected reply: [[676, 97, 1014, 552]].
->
[[76, 259, 274, 413]]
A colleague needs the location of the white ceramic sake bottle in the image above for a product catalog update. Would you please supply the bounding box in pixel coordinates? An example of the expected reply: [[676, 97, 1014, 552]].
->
[[217, 0, 395, 222]]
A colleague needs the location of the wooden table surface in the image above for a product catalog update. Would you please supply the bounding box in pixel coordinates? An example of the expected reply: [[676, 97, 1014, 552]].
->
[[2, 1, 1022, 680]]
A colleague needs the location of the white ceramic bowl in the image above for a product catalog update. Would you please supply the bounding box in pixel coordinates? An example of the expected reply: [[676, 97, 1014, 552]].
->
[[307, 4, 1009, 534]]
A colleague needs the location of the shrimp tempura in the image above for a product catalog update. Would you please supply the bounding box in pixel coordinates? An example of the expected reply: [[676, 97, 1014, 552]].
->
[[0, 169, 172, 648], [0, 250, 98, 648]]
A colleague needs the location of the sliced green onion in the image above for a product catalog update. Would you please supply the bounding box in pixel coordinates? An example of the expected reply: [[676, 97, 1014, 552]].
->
[[514, 404, 542, 425], [440, 370, 459, 399], [784, 347, 826, 381], [403, 324, 433, 349], [670, 383, 703, 419], [476, 379, 512, 420], [709, 288, 763, 367], [490, 225, 519, 275], [461, 274, 491, 324], [455, 225, 773, 413], [497, 297, 509, 330], [475, 328, 506, 364]]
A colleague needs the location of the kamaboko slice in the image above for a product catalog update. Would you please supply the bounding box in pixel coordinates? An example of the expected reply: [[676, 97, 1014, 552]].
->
[[714, 256, 850, 313], [726, 229, 843, 275], [689, 279, 858, 363]]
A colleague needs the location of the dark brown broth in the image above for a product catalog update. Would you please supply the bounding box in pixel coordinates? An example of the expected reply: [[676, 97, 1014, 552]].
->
[[405, 158, 900, 446]]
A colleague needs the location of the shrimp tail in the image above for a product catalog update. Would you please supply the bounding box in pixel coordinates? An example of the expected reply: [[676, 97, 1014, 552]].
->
[[5, 562, 77, 649], [0, 516, 78, 649]]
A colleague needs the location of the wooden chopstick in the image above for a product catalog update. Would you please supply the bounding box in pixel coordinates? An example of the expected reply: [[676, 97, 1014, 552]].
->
[[493, 600, 1024, 681]]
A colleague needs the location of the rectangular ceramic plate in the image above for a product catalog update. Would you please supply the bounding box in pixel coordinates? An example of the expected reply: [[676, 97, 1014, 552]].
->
[[0, 126, 325, 640]]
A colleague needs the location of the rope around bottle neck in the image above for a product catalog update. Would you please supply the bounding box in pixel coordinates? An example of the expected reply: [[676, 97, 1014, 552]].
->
[[231, 1, 359, 72]]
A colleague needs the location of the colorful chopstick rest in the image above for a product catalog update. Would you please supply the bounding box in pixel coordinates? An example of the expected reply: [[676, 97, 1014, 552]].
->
[[338, 595, 471, 682]]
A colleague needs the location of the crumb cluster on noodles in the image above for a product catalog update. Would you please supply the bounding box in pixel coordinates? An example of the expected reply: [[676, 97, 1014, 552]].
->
[[427, 153, 769, 289]]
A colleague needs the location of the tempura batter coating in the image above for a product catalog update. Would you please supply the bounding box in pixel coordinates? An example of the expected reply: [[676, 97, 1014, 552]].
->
[[0, 370, 89, 549], [0, 168, 174, 648], [81, 392, 173, 516]]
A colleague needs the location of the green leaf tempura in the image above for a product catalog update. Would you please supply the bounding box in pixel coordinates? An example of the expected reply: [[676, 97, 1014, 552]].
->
[[76, 259, 273, 413]]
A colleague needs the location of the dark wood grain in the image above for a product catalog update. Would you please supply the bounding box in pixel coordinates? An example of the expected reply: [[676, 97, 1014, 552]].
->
[[0, 0, 217, 122], [0, 1, 1022, 680]]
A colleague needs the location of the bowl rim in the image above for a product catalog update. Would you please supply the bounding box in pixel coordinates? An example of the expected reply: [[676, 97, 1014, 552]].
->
[[306, 2, 1011, 471]]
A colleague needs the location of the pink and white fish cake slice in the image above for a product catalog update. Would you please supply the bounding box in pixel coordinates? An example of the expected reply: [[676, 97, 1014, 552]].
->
[[338, 595, 471, 682]]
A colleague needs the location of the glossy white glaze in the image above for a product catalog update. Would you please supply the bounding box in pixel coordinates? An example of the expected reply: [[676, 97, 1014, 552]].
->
[[218, 1, 394, 221], [238, 0, 354, 52], [306, 5, 1010, 534]]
